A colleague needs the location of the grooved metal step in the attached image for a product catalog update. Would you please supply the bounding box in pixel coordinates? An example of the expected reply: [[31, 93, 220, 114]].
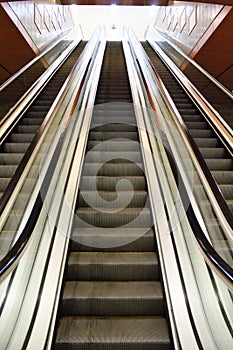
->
[[80, 176, 146, 191], [61, 280, 164, 316], [70, 227, 155, 252], [67, 252, 159, 280], [78, 190, 148, 208], [55, 317, 171, 350]]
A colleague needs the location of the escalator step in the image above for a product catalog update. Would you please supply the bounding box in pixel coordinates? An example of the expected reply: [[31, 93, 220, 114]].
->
[[80, 176, 146, 191], [0, 165, 17, 177], [16, 125, 39, 133], [84, 151, 141, 163], [0, 153, 24, 165], [70, 227, 155, 252], [4, 143, 29, 153], [55, 317, 171, 350], [199, 148, 226, 158], [193, 138, 219, 147], [87, 140, 140, 151], [78, 190, 148, 208], [61, 281, 164, 316], [205, 159, 232, 171], [0, 178, 11, 192], [191, 130, 214, 137], [76, 207, 152, 228], [90, 123, 137, 132], [185, 122, 209, 129], [89, 131, 139, 141], [9, 133, 35, 142], [82, 163, 144, 176], [219, 184, 233, 199], [67, 252, 158, 281]]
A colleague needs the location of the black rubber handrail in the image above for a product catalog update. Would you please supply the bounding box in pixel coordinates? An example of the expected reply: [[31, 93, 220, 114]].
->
[[0, 130, 65, 280], [165, 144, 233, 288]]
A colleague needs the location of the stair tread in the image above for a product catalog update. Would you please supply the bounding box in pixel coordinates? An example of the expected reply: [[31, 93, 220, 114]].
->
[[68, 252, 157, 266], [55, 317, 170, 346], [63, 281, 163, 299]]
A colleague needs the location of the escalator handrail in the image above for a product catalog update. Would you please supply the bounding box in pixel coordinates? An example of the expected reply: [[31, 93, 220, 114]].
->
[[128, 27, 233, 229], [147, 38, 233, 156], [127, 27, 233, 290], [0, 38, 83, 217], [0, 25, 82, 92], [143, 39, 233, 229], [0, 34, 82, 139], [0, 26, 103, 282], [146, 25, 233, 100]]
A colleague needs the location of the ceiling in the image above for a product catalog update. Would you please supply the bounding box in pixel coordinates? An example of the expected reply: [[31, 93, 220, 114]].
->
[[59, 0, 233, 5], [0, 1, 231, 6], [59, 1, 169, 5]]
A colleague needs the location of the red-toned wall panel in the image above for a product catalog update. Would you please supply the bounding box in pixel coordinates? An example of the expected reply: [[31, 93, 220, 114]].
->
[[0, 5, 35, 84]]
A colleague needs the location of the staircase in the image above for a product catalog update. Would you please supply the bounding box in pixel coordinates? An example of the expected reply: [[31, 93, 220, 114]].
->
[[142, 42, 233, 216], [54, 42, 172, 349]]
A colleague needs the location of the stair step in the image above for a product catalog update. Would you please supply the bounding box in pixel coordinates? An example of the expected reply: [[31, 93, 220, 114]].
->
[[93, 109, 135, 118], [0, 165, 17, 177], [91, 117, 135, 125], [80, 176, 146, 191], [89, 131, 138, 141], [177, 108, 198, 115], [61, 281, 164, 316], [185, 122, 209, 129], [55, 317, 171, 350], [199, 148, 226, 158], [75, 207, 152, 228], [0, 178, 11, 192], [67, 252, 158, 280], [87, 140, 140, 151], [206, 159, 232, 171], [9, 133, 34, 143], [78, 190, 148, 208], [16, 125, 39, 133], [70, 227, 155, 252], [21, 117, 43, 125], [219, 184, 233, 200], [4, 143, 29, 153], [90, 123, 137, 132], [193, 138, 219, 147], [211, 171, 233, 184], [82, 163, 144, 176], [181, 115, 203, 122], [191, 130, 214, 138], [0, 153, 24, 165], [84, 151, 142, 163]]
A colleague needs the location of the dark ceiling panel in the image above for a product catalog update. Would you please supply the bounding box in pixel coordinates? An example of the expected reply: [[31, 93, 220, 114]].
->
[[59, 0, 233, 5], [59, 1, 169, 5]]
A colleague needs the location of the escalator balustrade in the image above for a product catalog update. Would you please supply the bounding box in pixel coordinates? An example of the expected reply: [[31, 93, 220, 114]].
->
[[0, 42, 86, 201], [0, 42, 86, 259], [142, 42, 233, 216]]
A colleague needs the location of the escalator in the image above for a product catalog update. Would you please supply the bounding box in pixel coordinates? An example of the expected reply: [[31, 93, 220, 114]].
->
[[54, 42, 173, 349], [142, 42, 233, 215], [0, 41, 86, 201]]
